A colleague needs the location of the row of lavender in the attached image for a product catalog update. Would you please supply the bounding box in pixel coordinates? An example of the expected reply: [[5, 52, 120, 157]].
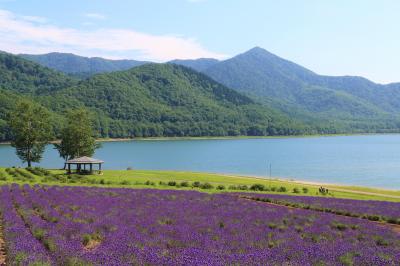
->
[[243, 193, 400, 224], [0, 184, 399, 265]]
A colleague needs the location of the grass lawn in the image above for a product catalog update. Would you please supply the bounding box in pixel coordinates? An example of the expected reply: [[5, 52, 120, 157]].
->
[[0, 167, 399, 202]]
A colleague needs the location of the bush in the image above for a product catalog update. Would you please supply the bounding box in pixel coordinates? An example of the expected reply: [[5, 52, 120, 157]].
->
[[200, 183, 213, 189], [293, 187, 301, 193], [120, 180, 131, 185], [277, 186, 287, 192], [145, 180, 155, 186], [192, 181, 201, 188], [270, 186, 277, 192], [302, 187, 309, 194], [216, 185, 225, 190], [180, 181, 190, 187], [167, 181, 177, 186], [159, 181, 167, 186], [250, 184, 265, 191], [0, 171, 7, 181]]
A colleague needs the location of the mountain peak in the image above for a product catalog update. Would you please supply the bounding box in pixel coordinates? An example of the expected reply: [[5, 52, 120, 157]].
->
[[244, 46, 274, 56]]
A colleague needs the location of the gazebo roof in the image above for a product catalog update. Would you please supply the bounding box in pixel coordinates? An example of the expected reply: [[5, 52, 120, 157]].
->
[[66, 156, 104, 164]]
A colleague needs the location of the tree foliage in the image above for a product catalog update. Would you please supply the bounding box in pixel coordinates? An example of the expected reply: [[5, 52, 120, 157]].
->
[[8, 100, 53, 167], [54, 109, 100, 165]]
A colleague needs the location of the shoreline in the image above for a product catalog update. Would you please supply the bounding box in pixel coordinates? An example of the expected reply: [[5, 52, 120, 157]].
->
[[162, 170, 400, 193], [1, 132, 399, 145]]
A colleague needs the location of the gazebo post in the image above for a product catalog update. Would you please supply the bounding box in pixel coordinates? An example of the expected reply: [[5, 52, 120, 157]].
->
[[68, 163, 71, 174], [90, 163, 93, 174], [99, 163, 102, 174]]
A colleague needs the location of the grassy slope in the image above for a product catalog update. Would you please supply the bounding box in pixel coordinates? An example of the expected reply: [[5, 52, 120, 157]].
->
[[0, 167, 399, 202]]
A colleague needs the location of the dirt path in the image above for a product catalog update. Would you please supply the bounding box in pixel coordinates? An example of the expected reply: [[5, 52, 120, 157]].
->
[[0, 222, 6, 266]]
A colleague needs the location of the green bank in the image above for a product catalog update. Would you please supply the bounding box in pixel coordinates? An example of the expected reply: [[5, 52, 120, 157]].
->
[[1, 167, 399, 202]]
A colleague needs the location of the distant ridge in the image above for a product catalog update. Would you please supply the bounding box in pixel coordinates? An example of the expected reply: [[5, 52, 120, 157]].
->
[[168, 58, 219, 72], [20, 52, 148, 78]]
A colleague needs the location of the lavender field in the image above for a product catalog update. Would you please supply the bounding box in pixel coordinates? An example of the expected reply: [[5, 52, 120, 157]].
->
[[0, 185, 399, 265], [246, 194, 400, 224]]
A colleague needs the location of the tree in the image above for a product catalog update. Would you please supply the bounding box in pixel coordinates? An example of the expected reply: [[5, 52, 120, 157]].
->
[[8, 100, 53, 167], [55, 109, 100, 168]]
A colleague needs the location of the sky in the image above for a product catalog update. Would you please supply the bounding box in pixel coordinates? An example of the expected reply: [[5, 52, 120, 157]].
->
[[0, 0, 399, 84]]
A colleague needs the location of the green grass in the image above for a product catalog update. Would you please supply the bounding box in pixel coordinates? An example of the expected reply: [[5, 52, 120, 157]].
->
[[1, 167, 399, 202]]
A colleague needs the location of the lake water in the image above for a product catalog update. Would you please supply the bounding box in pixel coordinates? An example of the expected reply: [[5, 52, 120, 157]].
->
[[1, 135, 400, 189]]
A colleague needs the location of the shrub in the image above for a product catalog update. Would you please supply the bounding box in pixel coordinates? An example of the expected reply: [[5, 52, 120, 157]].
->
[[0, 171, 7, 181], [268, 223, 277, 229], [167, 181, 177, 186], [376, 237, 390, 247], [180, 181, 190, 187], [200, 183, 213, 189], [292, 187, 301, 193], [145, 180, 155, 186], [332, 223, 347, 231], [277, 186, 287, 192], [250, 184, 265, 191], [216, 185, 225, 190], [159, 181, 167, 186], [192, 181, 201, 188], [33, 228, 46, 241], [82, 234, 92, 246], [366, 214, 381, 221], [270, 186, 277, 192], [302, 187, 309, 194], [43, 238, 56, 252], [120, 180, 131, 185]]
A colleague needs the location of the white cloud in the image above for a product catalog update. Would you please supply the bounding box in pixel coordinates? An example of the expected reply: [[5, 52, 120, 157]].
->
[[20, 15, 47, 23], [0, 9, 226, 61], [84, 12, 106, 20]]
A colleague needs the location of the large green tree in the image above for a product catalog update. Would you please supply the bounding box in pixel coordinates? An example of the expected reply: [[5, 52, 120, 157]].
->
[[8, 100, 53, 167], [55, 109, 100, 168]]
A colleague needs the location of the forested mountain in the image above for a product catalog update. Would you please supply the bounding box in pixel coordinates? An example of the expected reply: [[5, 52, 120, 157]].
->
[[194, 47, 400, 130], [20, 52, 148, 78], [0, 53, 308, 141], [0, 52, 77, 94], [5, 47, 400, 140], [168, 58, 219, 72]]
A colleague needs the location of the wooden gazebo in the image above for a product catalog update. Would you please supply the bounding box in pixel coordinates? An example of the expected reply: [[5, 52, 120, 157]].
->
[[66, 156, 104, 174]]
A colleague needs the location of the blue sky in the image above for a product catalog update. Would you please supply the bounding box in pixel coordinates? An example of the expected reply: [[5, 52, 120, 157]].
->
[[0, 0, 399, 83]]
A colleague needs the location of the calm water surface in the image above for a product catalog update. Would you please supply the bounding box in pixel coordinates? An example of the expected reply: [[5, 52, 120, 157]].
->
[[1, 135, 400, 189]]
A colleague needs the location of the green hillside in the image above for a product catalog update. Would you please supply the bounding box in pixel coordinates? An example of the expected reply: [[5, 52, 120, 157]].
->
[[49, 64, 307, 138], [0, 52, 77, 94], [0, 53, 310, 141]]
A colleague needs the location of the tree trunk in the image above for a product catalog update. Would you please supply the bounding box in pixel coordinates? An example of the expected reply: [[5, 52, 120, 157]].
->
[[27, 161, 31, 167]]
